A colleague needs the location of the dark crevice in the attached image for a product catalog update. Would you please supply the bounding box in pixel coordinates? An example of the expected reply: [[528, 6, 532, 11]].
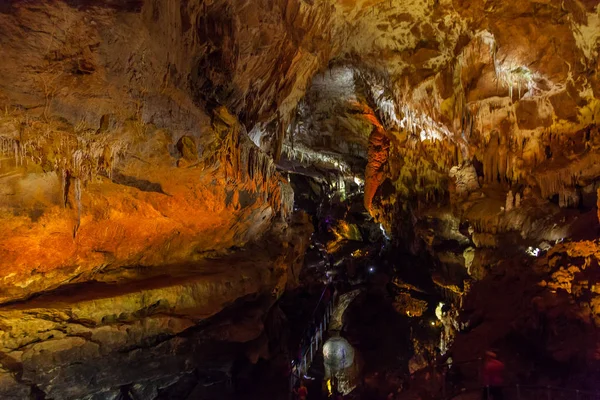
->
[[110, 172, 168, 195]]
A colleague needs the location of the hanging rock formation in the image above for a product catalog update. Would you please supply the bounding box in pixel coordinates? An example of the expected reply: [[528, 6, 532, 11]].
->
[[0, 0, 600, 397], [364, 126, 390, 211]]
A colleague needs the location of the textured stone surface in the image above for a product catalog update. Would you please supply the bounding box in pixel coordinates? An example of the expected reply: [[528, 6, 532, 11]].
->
[[0, 0, 330, 301], [0, 0, 600, 396], [0, 105, 292, 303], [0, 215, 312, 399], [0, 0, 598, 301]]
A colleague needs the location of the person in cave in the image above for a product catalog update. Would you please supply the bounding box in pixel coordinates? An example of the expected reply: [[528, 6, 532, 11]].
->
[[294, 380, 309, 400], [482, 351, 505, 400], [440, 352, 462, 394]]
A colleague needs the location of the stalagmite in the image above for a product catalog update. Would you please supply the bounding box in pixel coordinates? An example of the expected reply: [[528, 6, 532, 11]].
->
[[505, 190, 514, 212]]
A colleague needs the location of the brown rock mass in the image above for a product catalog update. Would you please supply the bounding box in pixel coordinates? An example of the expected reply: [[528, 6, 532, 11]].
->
[[0, 0, 600, 397]]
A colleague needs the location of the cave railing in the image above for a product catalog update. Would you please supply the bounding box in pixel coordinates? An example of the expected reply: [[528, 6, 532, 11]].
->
[[289, 284, 336, 395]]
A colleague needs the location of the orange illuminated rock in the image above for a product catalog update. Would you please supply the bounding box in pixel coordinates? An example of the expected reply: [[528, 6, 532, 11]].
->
[[0, 214, 313, 399], [393, 292, 428, 317], [364, 127, 390, 211], [0, 107, 293, 304]]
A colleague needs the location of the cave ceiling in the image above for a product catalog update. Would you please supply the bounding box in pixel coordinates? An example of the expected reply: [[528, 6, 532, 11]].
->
[[279, 0, 600, 237], [0, 0, 598, 300]]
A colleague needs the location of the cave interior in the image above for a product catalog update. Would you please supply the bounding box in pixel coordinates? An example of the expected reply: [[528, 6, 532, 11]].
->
[[0, 0, 600, 399]]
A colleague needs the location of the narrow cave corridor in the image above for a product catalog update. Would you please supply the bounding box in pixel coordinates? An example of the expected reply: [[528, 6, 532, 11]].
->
[[1, 1, 600, 400]]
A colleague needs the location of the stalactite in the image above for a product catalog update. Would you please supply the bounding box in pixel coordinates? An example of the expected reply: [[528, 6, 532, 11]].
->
[[13, 141, 20, 166], [62, 169, 69, 208], [536, 167, 579, 199], [73, 177, 81, 239], [483, 130, 501, 183], [289, 113, 297, 151], [558, 188, 580, 208], [273, 112, 285, 163]]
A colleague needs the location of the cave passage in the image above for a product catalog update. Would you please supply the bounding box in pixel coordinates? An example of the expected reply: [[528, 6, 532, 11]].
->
[[1, 1, 600, 399]]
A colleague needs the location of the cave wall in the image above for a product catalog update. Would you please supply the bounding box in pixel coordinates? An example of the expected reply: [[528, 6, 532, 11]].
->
[[0, 0, 338, 301], [0, 1, 325, 397]]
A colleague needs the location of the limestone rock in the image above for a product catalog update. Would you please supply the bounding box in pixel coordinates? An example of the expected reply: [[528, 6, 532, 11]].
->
[[0, 0, 599, 396], [0, 217, 312, 399], [392, 293, 428, 317], [505, 190, 514, 212]]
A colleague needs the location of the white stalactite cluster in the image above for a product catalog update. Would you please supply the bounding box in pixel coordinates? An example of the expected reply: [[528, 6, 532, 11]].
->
[[282, 143, 351, 174], [0, 120, 129, 185]]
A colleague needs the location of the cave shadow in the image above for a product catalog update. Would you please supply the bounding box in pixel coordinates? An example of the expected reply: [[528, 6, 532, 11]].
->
[[342, 290, 413, 395], [110, 171, 168, 195]]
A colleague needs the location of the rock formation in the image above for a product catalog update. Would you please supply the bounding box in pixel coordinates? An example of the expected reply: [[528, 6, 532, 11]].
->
[[0, 0, 600, 397]]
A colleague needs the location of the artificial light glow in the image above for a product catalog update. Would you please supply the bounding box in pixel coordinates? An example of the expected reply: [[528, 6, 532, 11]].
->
[[248, 124, 267, 147], [435, 302, 445, 321], [379, 224, 390, 240], [323, 337, 357, 395], [526, 246, 540, 257], [351, 249, 364, 258], [495, 63, 540, 99], [370, 85, 402, 128], [399, 104, 449, 142], [431, 321, 436, 326], [362, 72, 452, 146], [368, 267, 375, 273]]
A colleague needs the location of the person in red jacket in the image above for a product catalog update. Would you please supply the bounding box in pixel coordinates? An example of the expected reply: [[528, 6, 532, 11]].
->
[[482, 351, 505, 399], [294, 380, 308, 400]]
